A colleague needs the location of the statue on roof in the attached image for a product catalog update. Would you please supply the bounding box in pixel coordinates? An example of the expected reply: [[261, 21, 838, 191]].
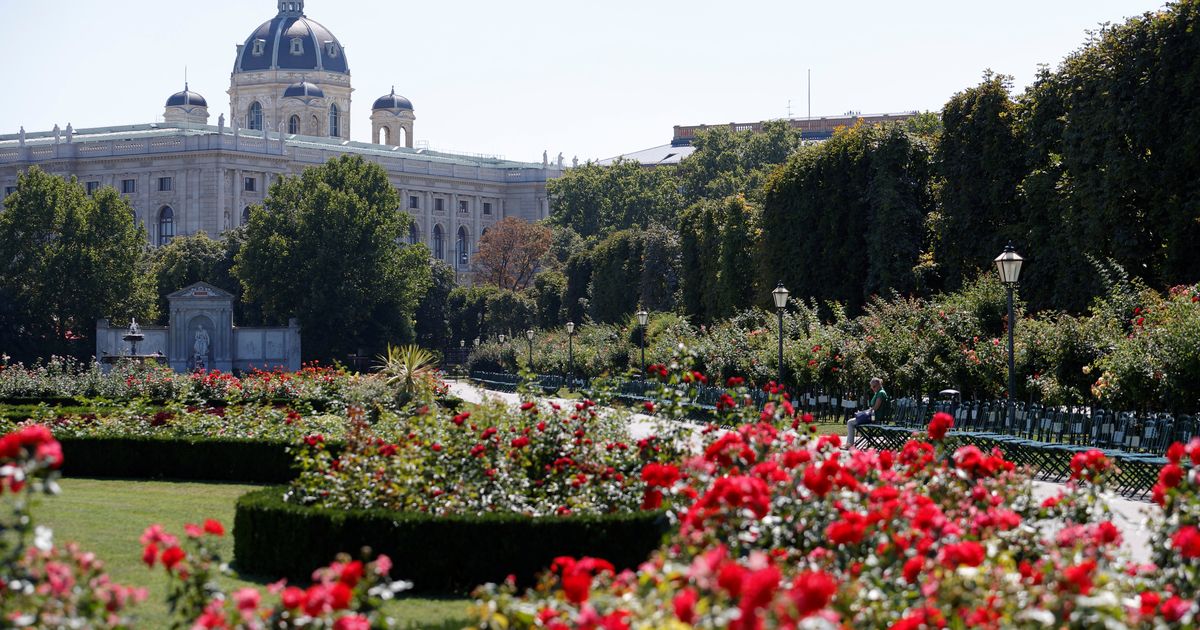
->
[[18, 126, 25, 146], [65, 123, 73, 143], [52, 124, 60, 144], [542, 150, 548, 167], [572, 155, 578, 168], [556, 152, 564, 168], [218, 114, 225, 131]]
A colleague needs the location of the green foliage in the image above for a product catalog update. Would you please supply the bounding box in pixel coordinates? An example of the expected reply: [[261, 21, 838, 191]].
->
[[447, 284, 499, 344], [546, 159, 683, 239], [234, 486, 667, 593], [234, 155, 431, 361], [0, 167, 154, 358], [149, 230, 240, 321], [57, 436, 303, 483], [413, 260, 455, 349], [679, 196, 760, 323], [484, 289, 537, 336], [376, 344, 440, 404], [677, 120, 804, 203], [532, 271, 566, 329], [588, 230, 644, 323]]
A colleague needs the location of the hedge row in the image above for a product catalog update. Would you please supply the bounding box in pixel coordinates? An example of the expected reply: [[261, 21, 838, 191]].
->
[[233, 487, 668, 594], [57, 437, 335, 483]]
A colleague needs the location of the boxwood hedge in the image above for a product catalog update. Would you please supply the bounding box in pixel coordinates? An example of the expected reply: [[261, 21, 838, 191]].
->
[[233, 487, 669, 594], [58, 437, 336, 483]]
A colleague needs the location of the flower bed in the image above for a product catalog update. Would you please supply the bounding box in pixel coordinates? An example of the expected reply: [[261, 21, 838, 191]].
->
[[233, 486, 668, 594]]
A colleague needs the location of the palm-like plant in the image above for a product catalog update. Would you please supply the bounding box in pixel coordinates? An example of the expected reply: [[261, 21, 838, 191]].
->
[[376, 344, 438, 398]]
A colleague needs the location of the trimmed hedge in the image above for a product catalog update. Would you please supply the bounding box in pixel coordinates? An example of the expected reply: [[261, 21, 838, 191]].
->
[[234, 487, 669, 594], [58, 436, 327, 483]]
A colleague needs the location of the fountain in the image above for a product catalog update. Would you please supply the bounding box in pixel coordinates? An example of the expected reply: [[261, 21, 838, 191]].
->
[[99, 318, 165, 368], [123, 319, 145, 356]]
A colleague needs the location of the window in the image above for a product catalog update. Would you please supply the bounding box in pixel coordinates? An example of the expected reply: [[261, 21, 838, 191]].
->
[[288, 115, 300, 135], [158, 177, 173, 192], [158, 207, 175, 246], [244, 177, 257, 192], [433, 225, 444, 260], [408, 195, 419, 210], [290, 37, 304, 55], [408, 223, 419, 245], [326, 41, 339, 57], [328, 104, 340, 138], [252, 39, 266, 56], [121, 179, 136, 194], [86, 181, 100, 195], [457, 227, 469, 268], [242, 206, 251, 225], [458, 200, 469, 214], [483, 202, 492, 215], [4, 186, 16, 197], [248, 102, 263, 131], [434, 198, 444, 212]]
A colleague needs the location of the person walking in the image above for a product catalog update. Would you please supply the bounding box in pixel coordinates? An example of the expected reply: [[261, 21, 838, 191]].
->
[[846, 377, 889, 449]]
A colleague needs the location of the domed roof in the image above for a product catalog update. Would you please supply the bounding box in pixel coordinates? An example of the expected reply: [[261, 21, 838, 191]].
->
[[373, 87, 413, 111], [166, 84, 207, 108], [234, 2, 349, 75], [283, 80, 325, 99]]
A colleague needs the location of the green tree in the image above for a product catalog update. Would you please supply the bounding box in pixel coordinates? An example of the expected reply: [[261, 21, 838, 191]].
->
[[562, 251, 593, 325], [532, 270, 566, 328], [234, 155, 431, 361], [447, 284, 501, 343], [0, 168, 153, 358], [637, 224, 681, 314], [484, 289, 537, 336], [413, 259, 454, 350], [547, 159, 682, 239], [588, 229, 643, 323], [150, 231, 240, 320], [677, 120, 804, 203]]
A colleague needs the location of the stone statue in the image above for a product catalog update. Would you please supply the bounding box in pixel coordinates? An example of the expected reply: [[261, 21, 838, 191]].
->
[[52, 124, 60, 144], [194, 328, 210, 357], [218, 114, 225, 131], [18, 126, 25, 146], [556, 152, 564, 168], [128, 318, 141, 335], [542, 150, 548, 167], [65, 123, 73, 143], [572, 155, 579, 168]]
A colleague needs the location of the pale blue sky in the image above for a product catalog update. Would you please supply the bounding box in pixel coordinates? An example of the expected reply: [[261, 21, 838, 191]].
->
[[0, 0, 1167, 163]]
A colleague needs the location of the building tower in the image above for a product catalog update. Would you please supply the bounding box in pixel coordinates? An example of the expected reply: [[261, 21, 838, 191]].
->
[[371, 87, 415, 148], [228, 0, 351, 138], [163, 84, 210, 125]]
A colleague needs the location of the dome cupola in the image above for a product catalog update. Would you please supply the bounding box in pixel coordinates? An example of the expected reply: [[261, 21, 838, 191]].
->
[[163, 83, 210, 125], [283, 80, 325, 101], [372, 87, 413, 111], [371, 86, 415, 148], [234, 1, 349, 75], [166, 85, 208, 108]]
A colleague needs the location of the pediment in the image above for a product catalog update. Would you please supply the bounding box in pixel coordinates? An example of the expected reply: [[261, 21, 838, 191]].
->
[[167, 282, 235, 300]]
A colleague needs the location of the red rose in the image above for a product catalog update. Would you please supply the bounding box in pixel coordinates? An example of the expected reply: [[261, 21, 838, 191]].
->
[[520, 401, 536, 412], [160, 546, 186, 572], [1159, 464, 1183, 489], [1063, 560, 1096, 594], [928, 412, 953, 440], [561, 570, 591, 604], [826, 512, 867, 546], [281, 586, 306, 609], [802, 465, 832, 497], [789, 569, 837, 618], [939, 541, 985, 569], [142, 543, 158, 567], [1172, 526, 1200, 558], [1139, 591, 1160, 616], [643, 401, 655, 413], [673, 587, 698, 623], [902, 556, 923, 584], [333, 615, 371, 630], [203, 519, 225, 536], [1162, 595, 1193, 622], [1166, 442, 1185, 464]]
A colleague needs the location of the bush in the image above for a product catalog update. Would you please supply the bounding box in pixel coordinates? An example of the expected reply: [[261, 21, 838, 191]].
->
[[233, 486, 668, 593], [56, 436, 317, 483]]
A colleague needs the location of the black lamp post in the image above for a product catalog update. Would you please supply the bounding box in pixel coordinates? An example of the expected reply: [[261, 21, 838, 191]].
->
[[526, 329, 535, 370], [459, 339, 465, 374], [772, 282, 790, 387], [566, 322, 576, 392], [636, 309, 649, 382], [994, 243, 1025, 425]]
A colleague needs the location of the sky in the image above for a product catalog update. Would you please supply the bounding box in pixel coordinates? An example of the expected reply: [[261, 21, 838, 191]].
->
[[0, 0, 1168, 164]]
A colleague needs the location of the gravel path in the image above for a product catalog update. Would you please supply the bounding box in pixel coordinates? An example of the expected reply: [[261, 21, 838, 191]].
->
[[449, 379, 1157, 563]]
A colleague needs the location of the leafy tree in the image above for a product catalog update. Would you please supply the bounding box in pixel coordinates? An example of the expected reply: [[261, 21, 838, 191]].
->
[[547, 159, 682, 238], [638, 224, 681, 314], [474, 217, 551, 291], [679, 196, 758, 322], [542, 225, 586, 271], [532, 270, 566, 328], [588, 229, 643, 323], [413, 259, 455, 349], [483, 289, 537, 336], [0, 167, 153, 358], [447, 284, 501, 344], [679, 201, 721, 321], [150, 231, 239, 320], [234, 155, 431, 361], [562, 252, 593, 325], [677, 120, 804, 203]]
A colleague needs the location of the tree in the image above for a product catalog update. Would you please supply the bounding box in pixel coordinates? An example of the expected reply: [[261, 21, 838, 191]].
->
[[547, 159, 683, 239], [413, 259, 455, 349], [473, 217, 551, 291], [532, 271, 566, 328], [588, 230, 643, 323], [150, 231, 239, 321], [677, 120, 804, 204], [234, 155, 431, 361], [447, 284, 501, 343], [0, 167, 153, 358], [484, 290, 537, 336]]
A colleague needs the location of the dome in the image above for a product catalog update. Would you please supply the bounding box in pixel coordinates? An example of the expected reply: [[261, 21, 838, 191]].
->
[[234, 2, 349, 75], [373, 87, 413, 111], [283, 80, 325, 99], [166, 85, 207, 108]]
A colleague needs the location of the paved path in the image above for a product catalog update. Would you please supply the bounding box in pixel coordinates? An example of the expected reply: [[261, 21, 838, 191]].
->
[[449, 380, 1156, 563]]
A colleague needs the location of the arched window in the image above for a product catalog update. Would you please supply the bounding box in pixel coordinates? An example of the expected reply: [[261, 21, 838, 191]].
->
[[408, 222, 419, 245], [248, 102, 263, 131], [242, 206, 252, 225], [379, 127, 390, 145], [288, 115, 300, 135], [457, 227, 469, 268], [158, 206, 175, 246], [329, 104, 340, 138], [433, 224, 444, 260]]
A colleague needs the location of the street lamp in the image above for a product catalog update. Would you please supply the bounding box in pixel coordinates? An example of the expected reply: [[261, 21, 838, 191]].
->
[[474, 337, 480, 348], [636, 309, 649, 382], [566, 321, 576, 392], [994, 243, 1025, 426], [499, 333, 506, 344], [526, 329, 535, 370], [772, 282, 790, 388]]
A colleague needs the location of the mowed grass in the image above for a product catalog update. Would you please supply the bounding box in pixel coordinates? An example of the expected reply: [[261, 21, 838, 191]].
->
[[34, 478, 471, 629]]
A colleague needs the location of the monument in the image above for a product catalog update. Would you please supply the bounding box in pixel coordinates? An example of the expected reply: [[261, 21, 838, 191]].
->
[[96, 282, 301, 373]]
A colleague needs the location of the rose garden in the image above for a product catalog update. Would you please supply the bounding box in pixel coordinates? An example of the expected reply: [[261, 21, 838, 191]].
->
[[5, 3, 1200, 628]]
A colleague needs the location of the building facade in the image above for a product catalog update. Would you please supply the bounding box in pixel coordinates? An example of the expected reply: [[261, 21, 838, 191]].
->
[[0, 0, 560, 285]]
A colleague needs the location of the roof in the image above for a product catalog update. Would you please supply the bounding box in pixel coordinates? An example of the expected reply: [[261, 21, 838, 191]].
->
[[167, 282, 235, 300], [373, 88, 413, 111], [598, 143, 695, 167], [166, 85, 208, 108], [283, 81, 325, 100], [235, 13, 349, 75]]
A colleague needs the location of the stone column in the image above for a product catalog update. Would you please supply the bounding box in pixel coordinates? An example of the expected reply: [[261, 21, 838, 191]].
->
[[217, 167, 226, 231], [234, 169, 242, 225], [192, 168, 201, 233]]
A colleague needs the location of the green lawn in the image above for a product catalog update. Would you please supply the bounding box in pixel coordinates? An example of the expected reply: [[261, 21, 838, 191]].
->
[[34, 478, 471, 629]]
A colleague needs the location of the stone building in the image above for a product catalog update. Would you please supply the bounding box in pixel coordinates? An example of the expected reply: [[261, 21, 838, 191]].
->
[[0, 0, 560, 285]]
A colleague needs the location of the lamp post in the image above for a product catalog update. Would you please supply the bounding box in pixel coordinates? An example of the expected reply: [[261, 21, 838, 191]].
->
[[526, 329, 535, 370], [499, 333, 506, 345], [566, 321, 576, 392], [474, 337, 480, 349], [994, 243, 1025, 426], [636, 309, 649, 382], [459, 339, 465, 375], [772, 282, 790, 388]]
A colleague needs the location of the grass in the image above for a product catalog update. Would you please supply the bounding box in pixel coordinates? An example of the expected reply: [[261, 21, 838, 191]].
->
[[34, 478, 471, 629]]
